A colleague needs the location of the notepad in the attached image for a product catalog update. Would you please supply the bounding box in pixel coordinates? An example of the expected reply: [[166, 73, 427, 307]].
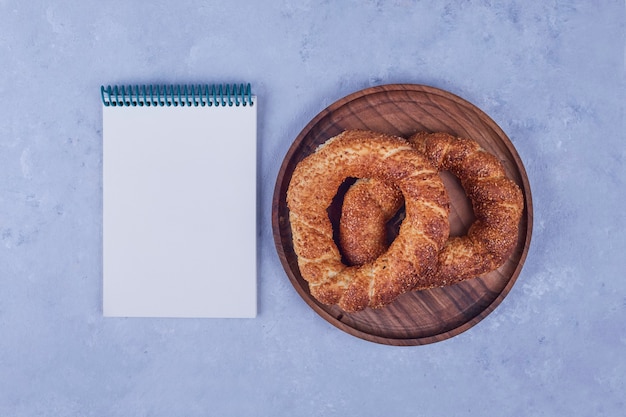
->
[[102, 84, 257, 318]]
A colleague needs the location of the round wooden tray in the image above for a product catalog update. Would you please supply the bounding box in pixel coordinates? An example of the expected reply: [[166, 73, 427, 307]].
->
[[272, 84, 533, 346]]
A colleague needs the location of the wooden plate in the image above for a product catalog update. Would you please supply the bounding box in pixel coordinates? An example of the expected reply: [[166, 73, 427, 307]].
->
[[272, 84, 533, 346]]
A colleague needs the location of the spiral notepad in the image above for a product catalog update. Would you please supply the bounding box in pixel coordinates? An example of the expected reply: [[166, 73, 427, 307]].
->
[[102, 83, 257, 318]]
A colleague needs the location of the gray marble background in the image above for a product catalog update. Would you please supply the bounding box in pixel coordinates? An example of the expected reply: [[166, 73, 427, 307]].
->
[[1, 1, 624, 416]]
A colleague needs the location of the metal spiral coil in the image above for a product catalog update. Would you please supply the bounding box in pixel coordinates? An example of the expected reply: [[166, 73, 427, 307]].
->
[[100, 83, 253, 107]]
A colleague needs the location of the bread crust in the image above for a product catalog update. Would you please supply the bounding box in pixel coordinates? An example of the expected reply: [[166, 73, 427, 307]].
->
[[286, 130, 450, 312]]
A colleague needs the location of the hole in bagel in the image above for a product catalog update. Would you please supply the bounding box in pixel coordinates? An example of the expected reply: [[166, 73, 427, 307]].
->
[[439, 170, 476, 237], [329, 177, 406, 266], [327, 177, 357, 265], [386, 203, 405, 244]]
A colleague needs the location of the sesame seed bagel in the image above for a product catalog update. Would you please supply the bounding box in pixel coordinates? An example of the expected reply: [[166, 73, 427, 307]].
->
[[286, 130, 450, 312], [339, 131, 524, 288]]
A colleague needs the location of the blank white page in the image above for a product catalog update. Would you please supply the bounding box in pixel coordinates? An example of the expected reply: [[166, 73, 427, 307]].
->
[[103, 101, 257, 318]]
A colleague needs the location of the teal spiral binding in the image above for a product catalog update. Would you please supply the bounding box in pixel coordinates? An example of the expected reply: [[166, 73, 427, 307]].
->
[[100, 83, 254, 107]]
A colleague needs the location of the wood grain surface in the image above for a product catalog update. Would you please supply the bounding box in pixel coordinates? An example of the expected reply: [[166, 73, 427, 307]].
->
[[272, 84, 533, 346]]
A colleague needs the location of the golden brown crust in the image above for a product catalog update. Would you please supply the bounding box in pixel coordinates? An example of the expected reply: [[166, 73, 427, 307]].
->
[[286, 130, 450, 312], [339, 132, 524, 288], [339, 178, 403, 266]]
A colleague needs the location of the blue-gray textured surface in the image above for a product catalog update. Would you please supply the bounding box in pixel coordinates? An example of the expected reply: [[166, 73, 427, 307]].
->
[[1, 1, 625, 416]]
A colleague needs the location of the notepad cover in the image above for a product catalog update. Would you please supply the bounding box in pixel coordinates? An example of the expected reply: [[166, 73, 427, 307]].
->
[[102, 96, 257, 318]]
